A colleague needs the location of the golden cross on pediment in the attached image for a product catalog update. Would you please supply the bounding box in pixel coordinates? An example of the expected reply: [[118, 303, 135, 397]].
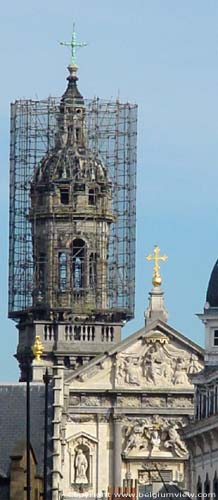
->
[[146, 245, 168, 287]]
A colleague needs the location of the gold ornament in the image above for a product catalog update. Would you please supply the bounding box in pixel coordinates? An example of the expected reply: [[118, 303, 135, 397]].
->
[[146, 245, 167, 287], [32, 336, 44, 361]]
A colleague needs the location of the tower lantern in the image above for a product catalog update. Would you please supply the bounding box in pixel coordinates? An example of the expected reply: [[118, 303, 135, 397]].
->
[[8, 30, 137, 379]]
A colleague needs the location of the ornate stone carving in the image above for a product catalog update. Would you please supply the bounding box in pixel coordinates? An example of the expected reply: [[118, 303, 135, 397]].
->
[[167, 397, 193, 408], [123, 419, 149, 454], [68, 414, 95, 423], [115, 336, 203, 389], [164, 424, 188, 457], [188, 353, 202, 374], [81, 396, 101, 407], [123, 416, 188, 458], [69, 395, 80, 406], [118, 396, 141, 408], [102, 397, 112, 407], [142, 396, 166, 408]]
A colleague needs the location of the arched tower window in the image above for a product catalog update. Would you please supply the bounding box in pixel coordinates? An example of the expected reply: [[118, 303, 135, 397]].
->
[[72, 239, 86, 289], [197, 476, 202, 498], [204, 473, 210, 498], [89, 253, 97, 288], [213, 472, 218, 500], [37, 252, 46, 291], [59, 252, 67, 291]]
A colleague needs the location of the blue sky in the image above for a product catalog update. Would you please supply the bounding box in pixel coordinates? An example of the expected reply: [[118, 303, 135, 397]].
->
[[1, 0, 218, 380]]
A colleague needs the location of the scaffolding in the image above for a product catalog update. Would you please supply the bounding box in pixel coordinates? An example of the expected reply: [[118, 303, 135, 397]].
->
[[8, 97, 137, 322]]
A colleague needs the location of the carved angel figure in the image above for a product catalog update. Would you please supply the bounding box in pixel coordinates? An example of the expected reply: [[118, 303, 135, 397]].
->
[[75, 449, 88, 484], [123, 420, 149, 454], [164, 425, 187, 457]]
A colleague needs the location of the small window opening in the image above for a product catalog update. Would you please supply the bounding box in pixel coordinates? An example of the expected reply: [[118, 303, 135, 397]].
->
[[72, 239, 85, 289], [60, 188, 69, 205], [214, 330, 218, 346], [88, 189, 96, 206], [59, 252, 67, 291], [37, 253, 46, 290], [197, 476, 202, 498], [89, 253, 97, 288]]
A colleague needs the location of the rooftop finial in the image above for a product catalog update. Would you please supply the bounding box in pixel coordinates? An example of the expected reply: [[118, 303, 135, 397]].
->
[[146, 245, 168, 287], [60, 23, 87, 67], [32, 336, 44, 362]]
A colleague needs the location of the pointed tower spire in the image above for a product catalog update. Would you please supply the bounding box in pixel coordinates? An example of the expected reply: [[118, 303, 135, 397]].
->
[[60, 24, 87, 104], [145, 245, 168, 325]]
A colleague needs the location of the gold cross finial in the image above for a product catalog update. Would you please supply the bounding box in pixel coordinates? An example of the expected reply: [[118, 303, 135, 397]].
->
[[146, 245, 168, 287], [32, 336, 44, 362]]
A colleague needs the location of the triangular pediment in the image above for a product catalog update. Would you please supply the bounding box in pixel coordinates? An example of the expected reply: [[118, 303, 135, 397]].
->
[[66, 319, 204, 391]]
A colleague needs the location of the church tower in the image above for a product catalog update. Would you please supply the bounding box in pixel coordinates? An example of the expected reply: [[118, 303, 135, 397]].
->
[[8, 29, 137, 379], [198, 259, 218, 366]]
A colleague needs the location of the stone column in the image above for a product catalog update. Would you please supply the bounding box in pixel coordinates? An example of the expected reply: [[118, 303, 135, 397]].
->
[[113, 415, 122, 488]]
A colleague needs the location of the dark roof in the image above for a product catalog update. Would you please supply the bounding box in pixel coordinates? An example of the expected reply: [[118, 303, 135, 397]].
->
[[0, 384, 45, 478], [61, 72, 84, 105], [206, 260, 218, 307]]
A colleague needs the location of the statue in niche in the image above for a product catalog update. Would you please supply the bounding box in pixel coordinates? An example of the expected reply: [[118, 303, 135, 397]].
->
[[124, 357, 141, 386], [164, 425, 187, 457], [75, 449, 88, 484]]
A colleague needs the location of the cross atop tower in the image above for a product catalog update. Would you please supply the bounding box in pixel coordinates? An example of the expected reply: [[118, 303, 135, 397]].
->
[[146, 245, 168, 287], [60, 24, 88, 67]]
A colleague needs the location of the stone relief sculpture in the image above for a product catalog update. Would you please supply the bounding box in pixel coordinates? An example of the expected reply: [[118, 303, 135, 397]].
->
[[167, 397, 193, 408], [123, 416, 188, 458], [188, 353, 202, 374], [75, 449, 89, 484], [123, 419, 150, 454], [164, 425, 188, 457], [124, 357, 141, 385], [173, 357, 189, 385], [142, 397, 166, 408], [115, 334, 203, 388]]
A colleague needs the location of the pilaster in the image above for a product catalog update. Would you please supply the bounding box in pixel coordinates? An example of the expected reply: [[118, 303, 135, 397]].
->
[[113, 415, 122, 488]]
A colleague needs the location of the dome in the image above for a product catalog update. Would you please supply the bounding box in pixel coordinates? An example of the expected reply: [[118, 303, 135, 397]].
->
[[206, 260, 218, 307], [33, 147, 108, 185]]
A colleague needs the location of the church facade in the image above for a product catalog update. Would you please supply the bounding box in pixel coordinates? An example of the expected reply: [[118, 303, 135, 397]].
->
[[49, 291, 203, 499]]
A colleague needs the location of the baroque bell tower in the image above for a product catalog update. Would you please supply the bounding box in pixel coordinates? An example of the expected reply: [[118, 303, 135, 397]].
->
[[8, 28, 137, 379]]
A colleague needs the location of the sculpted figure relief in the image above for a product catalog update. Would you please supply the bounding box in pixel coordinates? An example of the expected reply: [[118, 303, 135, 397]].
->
[[123, 419, 149, 454], [124, 357, 141, 385], [75, 449, 88, 484], [115, 338, 202, 388], [188, 353, 202, 374], [123, 417, 188, 458], [164, 425, 188, 457]]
